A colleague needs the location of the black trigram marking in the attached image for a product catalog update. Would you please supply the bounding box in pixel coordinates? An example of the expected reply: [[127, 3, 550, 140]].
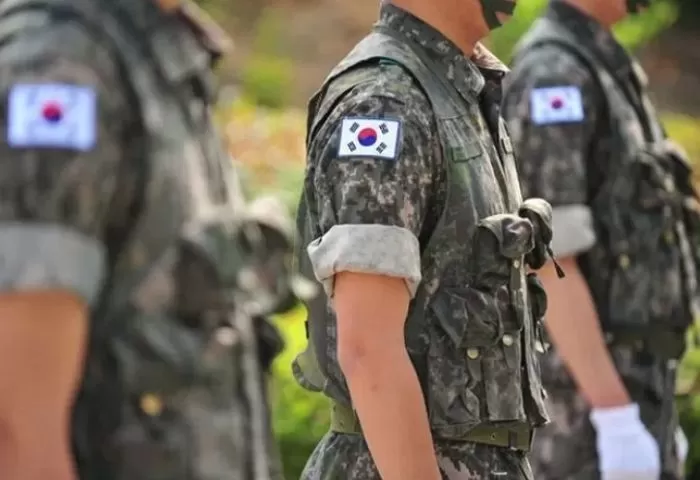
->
[[347, 142, 357, 151], [379, 123, 389, 134], [350, 122, 360, 133], [376, 142, 387, 153]]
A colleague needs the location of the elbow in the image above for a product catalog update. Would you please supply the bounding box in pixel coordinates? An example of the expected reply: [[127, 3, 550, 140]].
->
[[337, 333, 406, 382]]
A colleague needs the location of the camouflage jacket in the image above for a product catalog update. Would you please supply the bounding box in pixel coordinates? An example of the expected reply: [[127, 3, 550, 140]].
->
[[0, 0, 295, 478], [504, 1, 700, 356], [294, 4, 552, 439]]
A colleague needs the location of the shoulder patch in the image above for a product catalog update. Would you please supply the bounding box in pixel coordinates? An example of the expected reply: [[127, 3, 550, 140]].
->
[[337, 117, 401, 160], [7, 83, 97, 151], [530, 86, 584, 125]]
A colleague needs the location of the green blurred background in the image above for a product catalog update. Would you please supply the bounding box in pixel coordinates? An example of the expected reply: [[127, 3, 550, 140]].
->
[[199, 0, 700, 477]]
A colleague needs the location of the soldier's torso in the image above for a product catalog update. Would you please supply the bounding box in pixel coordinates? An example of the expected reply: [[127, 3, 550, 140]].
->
[[297, 16, 549, 438], [0, 1, 271, 479], [516, 17, 697, 352]]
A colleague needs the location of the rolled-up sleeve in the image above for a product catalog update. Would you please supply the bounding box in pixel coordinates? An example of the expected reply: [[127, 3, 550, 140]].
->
[[502, 46, 603, 256], [0, 30, 135, 304], [306, 73, 439, 297]]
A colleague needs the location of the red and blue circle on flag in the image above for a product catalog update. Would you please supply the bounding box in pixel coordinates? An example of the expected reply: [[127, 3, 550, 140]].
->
[[41, 101, 63, 123], [357, 127, 377, 147]]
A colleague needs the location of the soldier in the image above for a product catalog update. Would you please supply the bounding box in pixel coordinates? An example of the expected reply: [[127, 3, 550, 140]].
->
[[293, 0, 560, 478], [502, 0, 699, 479], [0, 0, 302, 479]]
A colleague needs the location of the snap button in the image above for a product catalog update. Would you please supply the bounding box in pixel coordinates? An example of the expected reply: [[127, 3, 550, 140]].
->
[[140, 393, 163, 416], [618, 254, 630, 269]]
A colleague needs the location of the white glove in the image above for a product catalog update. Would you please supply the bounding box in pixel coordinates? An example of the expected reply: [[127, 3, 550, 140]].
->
[[676, 426, 688, 469], [590, 403, 660, 480]]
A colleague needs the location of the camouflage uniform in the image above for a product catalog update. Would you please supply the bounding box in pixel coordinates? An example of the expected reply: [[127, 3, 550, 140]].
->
[[502, 2, 700, 479], [294, 4, 556, 479], [0, 0, 297, 478]]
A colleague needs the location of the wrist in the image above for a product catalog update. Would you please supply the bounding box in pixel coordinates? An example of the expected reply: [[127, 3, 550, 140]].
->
[[590, 403, 641, 432], [587, 383, 630, 409]]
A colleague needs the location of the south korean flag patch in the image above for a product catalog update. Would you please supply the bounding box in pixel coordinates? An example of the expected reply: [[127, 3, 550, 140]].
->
[[530, 86, 584, 125], [337, 117, 401, 160]]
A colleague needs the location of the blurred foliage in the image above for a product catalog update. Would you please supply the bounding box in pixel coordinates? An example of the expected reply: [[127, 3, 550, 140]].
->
[[270, 306, 329, 479], [211, 0, 700, 478], [240, 9, 294, 108]]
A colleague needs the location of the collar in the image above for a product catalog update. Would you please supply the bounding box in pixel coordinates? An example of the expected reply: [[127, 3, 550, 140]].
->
[[546, 1, 633, 79], [110, 0, 231, 90], [378, 4, 509, 99], [176, 1, 233, 61]]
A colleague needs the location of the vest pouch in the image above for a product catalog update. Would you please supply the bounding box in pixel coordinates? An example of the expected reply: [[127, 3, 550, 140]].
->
[[661, 141, 700, 302], [425, 215, 533, 437], [605, 147, 687, 332], [105, 311, 247, 480]]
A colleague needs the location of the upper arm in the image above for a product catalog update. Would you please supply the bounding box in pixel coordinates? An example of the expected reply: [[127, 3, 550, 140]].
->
[[306, 65, 440, 301], [503, 47, 601, 204], [502, 47, 602, 256], [0, 27, 135, 302], [0, 27, 135, 427]]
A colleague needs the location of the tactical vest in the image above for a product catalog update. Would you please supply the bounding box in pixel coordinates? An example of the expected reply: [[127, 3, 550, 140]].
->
[[0, 1, 278, 479], [514, 18, 700, 359], [294, 27, 550, 443]]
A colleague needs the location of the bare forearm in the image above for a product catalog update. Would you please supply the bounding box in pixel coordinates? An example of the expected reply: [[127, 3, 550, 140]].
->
[[540, 259, 629, 408], [0, 423, 76, 480], [343, 347, 440, 480]]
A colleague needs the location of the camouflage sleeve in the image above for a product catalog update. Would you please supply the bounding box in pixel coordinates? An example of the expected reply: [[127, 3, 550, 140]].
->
[[306, 64, 440, 297], [0, 25, 136, 304], [502, 46, 601, 257]]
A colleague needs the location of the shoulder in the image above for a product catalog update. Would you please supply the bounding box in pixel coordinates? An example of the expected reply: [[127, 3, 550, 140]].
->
[[310, 61, 436, 158], [0, 16, 131, 107], [506, 44, 597, 92]]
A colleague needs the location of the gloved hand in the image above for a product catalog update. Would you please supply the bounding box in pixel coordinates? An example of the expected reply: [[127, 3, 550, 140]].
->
[[590, 404, 660, 480], [676, 426, 688, 471]]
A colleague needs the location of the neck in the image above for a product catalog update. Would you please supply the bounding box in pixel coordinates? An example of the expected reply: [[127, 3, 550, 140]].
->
[[560, 0, 624, 28], [388, 0, 486, 56], [154, 0, 180, 11]]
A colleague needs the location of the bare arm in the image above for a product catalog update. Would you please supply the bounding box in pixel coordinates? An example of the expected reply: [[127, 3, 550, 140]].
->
[[538, 258, 629, 407], [335, 272, 440, 479], [0, 292, 88, 480]]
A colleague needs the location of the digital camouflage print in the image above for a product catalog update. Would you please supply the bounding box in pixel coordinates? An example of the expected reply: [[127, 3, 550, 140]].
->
[[0, 0, 292, 479], [302, 432, 533, 479], [294, 3, 553, 479], [503, 2, 697, 479]]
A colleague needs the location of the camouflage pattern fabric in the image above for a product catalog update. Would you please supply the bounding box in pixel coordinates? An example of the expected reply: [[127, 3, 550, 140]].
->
[[503, 2, 690, 479], [0, 0, 292, 478], [295, 4, 550, 479], [302, 433, 533, 479]]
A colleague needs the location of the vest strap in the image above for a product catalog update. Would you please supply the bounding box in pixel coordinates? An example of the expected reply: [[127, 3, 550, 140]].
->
[[329, 402, 534, 451]]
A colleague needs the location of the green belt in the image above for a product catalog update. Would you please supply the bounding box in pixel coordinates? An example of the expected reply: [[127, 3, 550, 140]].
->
[[329, 402, 533, 452]]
